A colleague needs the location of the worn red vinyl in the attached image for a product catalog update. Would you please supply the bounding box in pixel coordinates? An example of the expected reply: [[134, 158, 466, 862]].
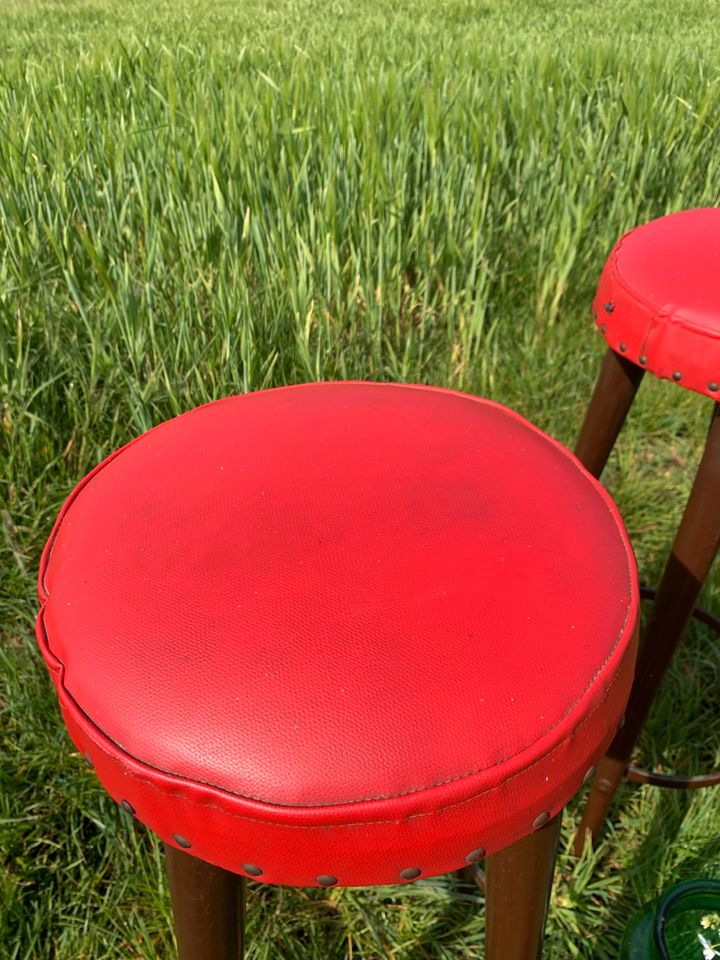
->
[[38, 383, 638, 887], [594, 207, 720, 399]]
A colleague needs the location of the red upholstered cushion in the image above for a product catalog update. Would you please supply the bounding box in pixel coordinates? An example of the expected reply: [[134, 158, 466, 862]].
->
[[594, 207, 720, 399], [37, 383, 638, 887]]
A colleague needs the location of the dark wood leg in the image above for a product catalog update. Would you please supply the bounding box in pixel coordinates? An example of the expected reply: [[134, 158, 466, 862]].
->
[[575, 348, 645, 478], [165, 844, 245, 960], [575, 404, 720, 854], [485, 813, 562, 960]]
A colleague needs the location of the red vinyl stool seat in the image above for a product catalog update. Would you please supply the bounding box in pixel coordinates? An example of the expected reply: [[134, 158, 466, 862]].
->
[[37, 383, 639, 956], [574, 208, 720, 851], [593, 207, 720, 398]]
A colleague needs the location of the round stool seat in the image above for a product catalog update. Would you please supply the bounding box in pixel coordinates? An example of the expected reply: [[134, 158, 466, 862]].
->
[[594, 207, 720, 399], [37, 383, 638, 887]]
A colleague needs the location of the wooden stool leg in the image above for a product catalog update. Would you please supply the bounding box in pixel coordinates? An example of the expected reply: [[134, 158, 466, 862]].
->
[[485, 812, 562, 960], [575, 348, 645, 478], [575, 404, 720, 853], [165, 844, 245, 960]]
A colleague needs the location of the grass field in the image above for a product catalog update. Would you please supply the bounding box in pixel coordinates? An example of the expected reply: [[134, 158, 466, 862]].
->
[[2, 1, 720, 956]]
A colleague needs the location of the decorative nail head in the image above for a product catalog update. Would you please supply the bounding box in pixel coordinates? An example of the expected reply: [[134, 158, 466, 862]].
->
[[465, 848, 486, 863], [316, 874, 337, 887]]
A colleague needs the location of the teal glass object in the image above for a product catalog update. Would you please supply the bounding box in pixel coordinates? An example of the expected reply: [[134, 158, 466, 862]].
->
[[621, 880, 720, 959]]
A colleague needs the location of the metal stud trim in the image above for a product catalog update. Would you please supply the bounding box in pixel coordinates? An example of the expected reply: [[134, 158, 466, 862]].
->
[[172, 834, 192, 849], [619, 342, 627, 353], [399, 867, 421, 880], [243, 864, 263, 877], [639, 355, 648, 365], [710, 383, 719, 392], [465, 848, 486, 863], [672, 371, 682, 381], [316, 874, 337, 887], [532, 811, 551, 829], [603, 302, 615, 313], [582, 766, 595, 785], [600, 323, 608, 334], [84, 752, 94, 768], [120, 799, 135, 815]]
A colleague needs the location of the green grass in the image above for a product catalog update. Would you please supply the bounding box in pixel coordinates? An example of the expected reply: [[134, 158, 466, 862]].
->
[[2, 0, 720, 956]]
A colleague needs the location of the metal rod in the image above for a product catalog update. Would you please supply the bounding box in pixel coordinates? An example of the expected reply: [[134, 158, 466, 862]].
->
[[625, 764, 720, 789], [459, 862, 486, 891]]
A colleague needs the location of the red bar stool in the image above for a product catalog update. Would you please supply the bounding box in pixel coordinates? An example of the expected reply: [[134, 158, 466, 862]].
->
[[37, 382, 638, 959], [573, 208, 720, 852]]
